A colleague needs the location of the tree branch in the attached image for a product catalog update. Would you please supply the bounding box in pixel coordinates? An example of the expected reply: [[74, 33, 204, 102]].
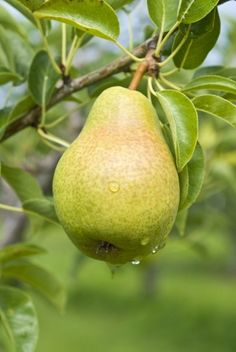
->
[[1, 40, 150, 143]]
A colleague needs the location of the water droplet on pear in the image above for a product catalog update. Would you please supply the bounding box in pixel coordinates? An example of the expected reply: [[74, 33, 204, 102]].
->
[[108, 181, 120, 193], [131, 259, 140, 265]]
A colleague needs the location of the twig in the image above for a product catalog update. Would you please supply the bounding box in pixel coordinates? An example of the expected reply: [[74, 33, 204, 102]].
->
[[129, 36, 159, 90]]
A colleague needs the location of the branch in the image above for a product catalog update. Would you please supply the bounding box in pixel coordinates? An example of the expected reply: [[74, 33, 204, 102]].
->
[[1, 40, 150, 143]]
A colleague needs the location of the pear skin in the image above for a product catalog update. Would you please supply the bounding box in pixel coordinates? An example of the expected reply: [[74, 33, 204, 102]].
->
[[53, 87, 180, 264]]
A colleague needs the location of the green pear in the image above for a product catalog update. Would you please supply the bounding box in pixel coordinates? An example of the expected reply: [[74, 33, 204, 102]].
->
[[53, 86, 179, 264]]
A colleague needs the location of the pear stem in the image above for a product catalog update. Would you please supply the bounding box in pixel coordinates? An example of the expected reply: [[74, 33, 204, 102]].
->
[[129, 61, 149, 90], [129, 36, 159, 90]]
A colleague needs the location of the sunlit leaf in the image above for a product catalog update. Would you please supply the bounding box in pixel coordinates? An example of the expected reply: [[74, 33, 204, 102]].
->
[[18, 0, 45, 11], [34, 0, 120, 41], [147, 0, 179, 31], [183, 75, 236, 95], [157, 90, 198, 171], [178, 0, 219, 24], [193, 94, 236, 128]]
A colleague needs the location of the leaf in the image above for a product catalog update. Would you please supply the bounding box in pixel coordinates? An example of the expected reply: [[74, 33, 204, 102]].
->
[[22, 198, 59, 224], [0, 108, 11, 139], [178, 165, 189, 209], [178, 0, 219, 24], [173, 9, 220, 69], [8, 32, 35, 80], [9, 96, 35, 122], [28, 50, 59, 106], [194, 66, 236, 79], [4, 0, 37, 25], [0, 26, 15, 70], [157, 90, 198, 171], [0, 5, 27, 38], [2, 261, 66, 310], [0, 244, 45, 264], [0, 286, 38, 352], [18, 0, 45, 11], [1, 164, 43, 203], [0, 25, 34, 80], [147, 0, 179, 31], [34, 0, 120, 41], [107, 0, 136, 10], [180, 143, 205, 210], [175, 208, 188, 236], [0, 96, 35, 139], [0, 67, 22, 85], [193, 94, 236, 128], [183, 75, 236, 95]]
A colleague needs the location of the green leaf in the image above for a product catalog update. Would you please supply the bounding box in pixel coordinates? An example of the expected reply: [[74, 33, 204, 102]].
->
[[0, 96, 35, 139], [175, 208, 188, 236], [157, 90, 198, 171], [9, 33, 35, 80], [34, 0, 120, 41], [178, 164, 189, 209], [0, 26, 15, 70], [0, 286, 38, 352], [194, 66, 236, 79], [9, 96, 35, 123], [180, 143, 205, 210], [0, 67, 22, 85], [107, 0, 135, 10], [178, 0, 219, 24], [2, 261, 66, 310], [0, 244, 45, 264], [173, 9, 220, 69], [1, 164, 43, 203], [0, 25, 34, 80], [193, 94, 236, 128], [183, 75, 236, 95], [22, 198, 59, 224], [28, 50, 59, 106], [18, 0, 45, 11], [147, 0, 179, 31], [0, 5, 27, 38], [4, 0, 37, 25], [0, 108, 11, 139]]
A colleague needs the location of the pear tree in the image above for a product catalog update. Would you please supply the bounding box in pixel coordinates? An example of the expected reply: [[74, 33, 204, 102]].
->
[[0, 0, 236, 350]]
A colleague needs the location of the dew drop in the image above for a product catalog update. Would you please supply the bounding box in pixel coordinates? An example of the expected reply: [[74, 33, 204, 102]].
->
[[152, 245, 159, 254], [131, 259, 140, 265], [108, 181, 120, 193], [141, 237, 150, 246]]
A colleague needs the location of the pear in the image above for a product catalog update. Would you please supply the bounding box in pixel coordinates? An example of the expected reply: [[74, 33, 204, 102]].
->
[[53, 86, 180, 264]]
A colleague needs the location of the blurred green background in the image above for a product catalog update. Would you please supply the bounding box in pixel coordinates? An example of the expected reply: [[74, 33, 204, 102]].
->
[[1, 1, 236, 351]]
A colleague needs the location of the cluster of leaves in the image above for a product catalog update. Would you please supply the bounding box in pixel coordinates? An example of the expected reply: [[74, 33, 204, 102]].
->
[[0, 0, 236, 350]]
